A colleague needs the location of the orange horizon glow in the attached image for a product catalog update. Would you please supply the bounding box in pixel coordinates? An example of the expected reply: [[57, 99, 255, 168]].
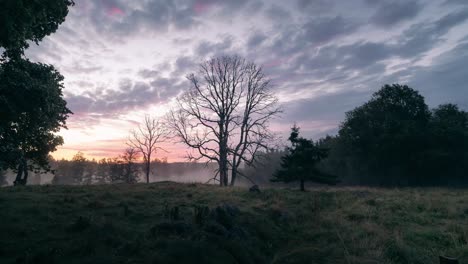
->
[[51, 140, 189, 162]]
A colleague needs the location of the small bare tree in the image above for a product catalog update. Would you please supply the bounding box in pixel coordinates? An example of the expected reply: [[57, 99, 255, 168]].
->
[[167, 55, 281, 186], [127, 115, 167, 183]]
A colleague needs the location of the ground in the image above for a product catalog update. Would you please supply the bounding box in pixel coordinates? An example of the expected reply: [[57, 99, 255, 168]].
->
[[0, 182, 467, 263]]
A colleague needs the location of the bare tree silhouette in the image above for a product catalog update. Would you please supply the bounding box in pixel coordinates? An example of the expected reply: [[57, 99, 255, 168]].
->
[[127, 115, 167, 183], [167, 55, 280, 186]]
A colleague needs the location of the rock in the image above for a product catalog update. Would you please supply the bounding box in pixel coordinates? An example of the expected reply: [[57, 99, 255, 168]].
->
[[249, 185, 261, 193]]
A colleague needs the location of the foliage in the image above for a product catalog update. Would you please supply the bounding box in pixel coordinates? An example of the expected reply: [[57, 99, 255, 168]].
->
[[424, 104, 468, 184], [0, 59, 72, 184], [0, 1, 73, 185], [1, 183, 467, 263], [319, 84, 468, 186], [339, 84, 431, 185], [52, 152, 88, 185], [0, 0, 74, 59], [109, 148, 140, 184], [272, 125, 338, 191]]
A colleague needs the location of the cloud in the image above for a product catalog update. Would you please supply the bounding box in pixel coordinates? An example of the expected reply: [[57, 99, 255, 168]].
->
[[368, 0, 422, 28], [18, 0, 468, 158], [408, 41, 468, 108], [301, 16, 359, 46], [295, 0, 334, 14], [395, 8, 468, 57], [66, 76, 185, 118], [265, 4, 291, 21], [195, 35, 234, 56], [283, 90, 371, 123]]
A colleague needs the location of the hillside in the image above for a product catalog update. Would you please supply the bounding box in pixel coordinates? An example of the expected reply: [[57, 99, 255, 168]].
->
[[0, 183, 467, 263]]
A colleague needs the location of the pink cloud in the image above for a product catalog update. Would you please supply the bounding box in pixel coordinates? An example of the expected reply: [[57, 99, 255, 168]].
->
[[193, 1, 213, 14], [107, 6, 124, 16]]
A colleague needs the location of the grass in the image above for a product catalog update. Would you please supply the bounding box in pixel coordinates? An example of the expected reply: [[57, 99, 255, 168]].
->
[[0, 182, 467, 263]]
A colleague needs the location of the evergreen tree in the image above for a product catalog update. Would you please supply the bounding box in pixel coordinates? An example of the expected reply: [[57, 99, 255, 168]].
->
[[272, 125, 338, 191]]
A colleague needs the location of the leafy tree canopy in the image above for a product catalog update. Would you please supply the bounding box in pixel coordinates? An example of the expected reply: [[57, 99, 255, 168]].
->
[[338, 84, 431, 184], [0, 58, 72, 174], [0, 0, 74, 59]]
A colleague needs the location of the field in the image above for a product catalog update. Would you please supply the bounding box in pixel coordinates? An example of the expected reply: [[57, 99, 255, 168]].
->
[[0, 182, 467, 264]]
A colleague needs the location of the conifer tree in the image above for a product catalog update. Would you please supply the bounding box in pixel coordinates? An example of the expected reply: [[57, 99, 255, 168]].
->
[[272, 125, 338, 191]]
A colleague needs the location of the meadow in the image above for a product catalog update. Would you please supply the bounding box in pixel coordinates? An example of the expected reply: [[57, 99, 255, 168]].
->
[[0, 182, 467, 264]]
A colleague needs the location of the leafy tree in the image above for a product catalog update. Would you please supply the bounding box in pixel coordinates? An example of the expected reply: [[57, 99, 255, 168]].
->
[[95, 158, 110, 184], [424, 104, 468, 184], [120, 147, 140, 184], [272, 125, 338, 191], [108, 157, 125, 183], [0, 59, 72, 185], [0, 0, 74, 59], [51, 159, 70, 185], [316, 135, 361, 184], [0, 0, 73, 185], [339, 84, 431, 186], [70, 152, 87, 184]]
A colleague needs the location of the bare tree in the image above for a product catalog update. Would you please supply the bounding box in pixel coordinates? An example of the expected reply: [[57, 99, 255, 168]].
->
[[167, 55, 281, 186], [127, 115, 167, 183]]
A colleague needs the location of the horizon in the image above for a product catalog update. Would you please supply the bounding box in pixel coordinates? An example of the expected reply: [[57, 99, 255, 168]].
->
[[22, 0, 468, 161]]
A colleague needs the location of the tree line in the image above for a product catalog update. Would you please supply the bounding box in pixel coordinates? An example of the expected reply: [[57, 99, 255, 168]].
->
[[243, 84, 468, 188], [319, 84, 468, 187]]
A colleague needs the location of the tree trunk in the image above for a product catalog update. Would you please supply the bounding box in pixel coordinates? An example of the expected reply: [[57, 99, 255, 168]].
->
[[218, 130, 229, 187], [145, 160, 150, 183], [14, 158, 28, 186], [300, 179, 305, 192], [14, 162, 24, 186], [230, 168, 237, 186]]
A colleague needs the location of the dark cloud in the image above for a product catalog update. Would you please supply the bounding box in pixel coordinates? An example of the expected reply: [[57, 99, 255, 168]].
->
[[175, 56, 197, 73], [395, 8, 468, 58], [65, 61, 103, 74], [408, 41, 468, 109], [443, 0, 468, 6], [283, 90, 371, 123], [66, 76, 185, 117], [21, 0, 468, 139], [265, 5, 291, 21], [302, 16, 358, 45], [368, 0, 422, 28], [195, 35, 233, 56], [71, 0, 258, 41], [296, 0, 334, 14], [137, 69, 160, 79], [247, 31, 267, 49]]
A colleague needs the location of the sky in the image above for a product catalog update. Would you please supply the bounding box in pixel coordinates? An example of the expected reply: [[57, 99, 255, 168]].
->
[[24, 0, 468, 161]]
